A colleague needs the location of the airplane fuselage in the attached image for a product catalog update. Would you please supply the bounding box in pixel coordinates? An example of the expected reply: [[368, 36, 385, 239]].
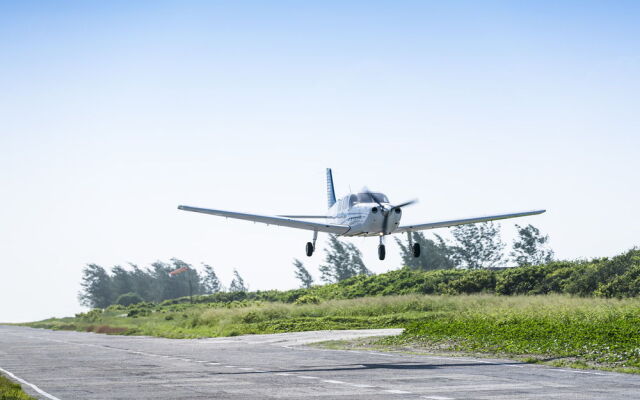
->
[[327, 194, 402, 237]]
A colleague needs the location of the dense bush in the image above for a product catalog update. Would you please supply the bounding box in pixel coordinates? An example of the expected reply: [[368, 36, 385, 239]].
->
[[135, 248, 640, 307], [85, 248, 640, 311], [116, 292, 144, 306]]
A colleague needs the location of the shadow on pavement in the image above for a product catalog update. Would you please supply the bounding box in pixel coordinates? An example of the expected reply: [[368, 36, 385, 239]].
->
[[213, 360, 526, 375]]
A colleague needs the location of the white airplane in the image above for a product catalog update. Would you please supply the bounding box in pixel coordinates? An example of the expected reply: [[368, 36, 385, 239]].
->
[[178, 168, 545, 260]]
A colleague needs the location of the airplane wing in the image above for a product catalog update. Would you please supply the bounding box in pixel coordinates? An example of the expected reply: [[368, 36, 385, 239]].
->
[[178, 205, 350, 235], [395, 210, 546, 233]]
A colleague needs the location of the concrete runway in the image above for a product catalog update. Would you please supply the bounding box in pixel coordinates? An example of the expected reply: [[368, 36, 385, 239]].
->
[[1, 325, 639, 399]]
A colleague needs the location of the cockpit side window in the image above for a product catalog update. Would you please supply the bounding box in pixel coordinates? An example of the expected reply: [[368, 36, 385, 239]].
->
[[348, 194, 358, 208]]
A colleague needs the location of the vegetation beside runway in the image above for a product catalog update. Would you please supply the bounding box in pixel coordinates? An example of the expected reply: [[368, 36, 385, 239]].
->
[[380, 295, 640, 373], [26, 294, 640, 373], [24, 248, 640, 373], [0, 374, 35, 400]]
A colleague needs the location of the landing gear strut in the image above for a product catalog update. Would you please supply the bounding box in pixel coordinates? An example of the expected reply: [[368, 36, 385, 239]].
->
[[378, 236, 386, 260], [407, 232, 421, 258], [306, 231, 318, 257]]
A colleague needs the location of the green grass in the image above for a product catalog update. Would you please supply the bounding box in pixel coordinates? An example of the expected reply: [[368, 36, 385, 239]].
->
[[27, 295, 429, 338], [0, 374, 35, 400], [25, 294, 640, 373], [378, 295, 640, 372]]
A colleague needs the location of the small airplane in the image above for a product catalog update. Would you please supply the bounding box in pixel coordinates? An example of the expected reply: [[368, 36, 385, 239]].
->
[[178, 168, 545, 260]]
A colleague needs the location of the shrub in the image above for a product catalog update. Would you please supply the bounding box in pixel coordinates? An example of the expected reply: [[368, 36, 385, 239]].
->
[[294, 295, 321, 305], [443, 270, 496, 294], [75, 309, 103, 322], [116, 292, 144, 306], [127, 308, 150, 318]]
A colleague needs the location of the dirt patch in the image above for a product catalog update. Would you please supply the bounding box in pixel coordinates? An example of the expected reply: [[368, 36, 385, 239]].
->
[[87, 325, 129, 334]]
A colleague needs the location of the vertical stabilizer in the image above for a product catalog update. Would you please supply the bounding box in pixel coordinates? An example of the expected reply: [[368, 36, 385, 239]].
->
[[326, 168, 337, 209]]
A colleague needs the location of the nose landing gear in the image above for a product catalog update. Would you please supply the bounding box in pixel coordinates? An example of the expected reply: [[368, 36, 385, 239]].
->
[[378, 245, 386, 260], [378, 236, 386, 260]]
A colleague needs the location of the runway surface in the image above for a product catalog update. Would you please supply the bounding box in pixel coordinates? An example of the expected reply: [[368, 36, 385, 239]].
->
[[1, 325, 639, 399]]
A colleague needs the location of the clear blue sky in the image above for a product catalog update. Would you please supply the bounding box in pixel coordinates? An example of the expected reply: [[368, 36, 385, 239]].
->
[[1, 1, 639, 322]]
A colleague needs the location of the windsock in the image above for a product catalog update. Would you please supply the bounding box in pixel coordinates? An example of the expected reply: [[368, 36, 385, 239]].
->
[[169, 266, 189, 276]]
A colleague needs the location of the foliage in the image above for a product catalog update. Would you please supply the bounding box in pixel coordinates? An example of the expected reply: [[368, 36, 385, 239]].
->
[[396, 232, 455, 270], [319, 235, 371, 282], [201, 264, 222, 294], [293, 259, 314, 288], [451, 222, 505, 269], [77, 248, 640, 311], [0, 374, 36, 400], [294, 294, 320, 305], [27, 294, 640, 373], [115, 292, 144, 306], [78, 260, 233, 307], [229, 269, 248, 292], [78, 264, 113, 308], [511, 224, 554, 266], [388, 295, 640, 371]]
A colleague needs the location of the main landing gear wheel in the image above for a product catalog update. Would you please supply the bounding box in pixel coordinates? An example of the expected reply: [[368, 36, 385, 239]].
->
[[378, 244, 386, 260], [412, 243, 421, 258], [306, 242, 314, 257]]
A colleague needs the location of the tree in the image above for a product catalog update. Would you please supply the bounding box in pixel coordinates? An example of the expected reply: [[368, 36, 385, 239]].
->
[[110, 265, 133, 300], [149, 261, 179, 302], [510, 224, 554, 266], [128, 263, 153, 301], [396, 232, 455, 270], [293, 259, 314, 288], [201, 264, 222, 293], [229, 269, 248, 292], [451, 222, 505, 269], [319, 235, 371, 283], [78, 264, 113, 308]]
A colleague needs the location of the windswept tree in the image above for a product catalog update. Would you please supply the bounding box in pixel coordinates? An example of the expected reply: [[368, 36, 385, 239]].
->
[[293, 259, 314, 288], [201, 264, 223, 293], [110, 265, 133, 297], [78, 264, 113, 308], [319, 235, 370, 283], [149, 261, 175, 302], [128, 263, 153, 301], [451, 222, 505, 269], [396, 232, 455, 270], [510, 224, 554, 266], [229, 269, 248, 292]]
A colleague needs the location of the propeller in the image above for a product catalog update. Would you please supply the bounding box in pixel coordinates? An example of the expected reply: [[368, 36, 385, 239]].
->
[[362, 188, 418, 234]]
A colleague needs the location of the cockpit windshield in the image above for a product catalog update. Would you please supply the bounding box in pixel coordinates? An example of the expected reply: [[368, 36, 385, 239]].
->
[[356, 192, 389, 204]]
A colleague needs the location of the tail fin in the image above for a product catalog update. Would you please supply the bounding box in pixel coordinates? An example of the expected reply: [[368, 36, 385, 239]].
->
[[326, 168, 337, 208]]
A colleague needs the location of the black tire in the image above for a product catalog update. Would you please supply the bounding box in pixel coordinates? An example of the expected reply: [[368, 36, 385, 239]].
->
[[306, 242, 314, 257], [378, 244, 386, 260], [412, 243, 421, 258]]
